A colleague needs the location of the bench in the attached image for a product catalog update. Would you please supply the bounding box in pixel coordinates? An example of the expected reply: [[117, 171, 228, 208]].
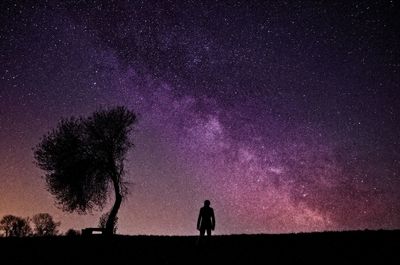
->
[[81, 227, 107, 236]]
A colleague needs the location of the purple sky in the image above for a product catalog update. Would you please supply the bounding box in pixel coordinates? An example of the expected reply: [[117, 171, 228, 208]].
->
[[0, 1, 399, 235]]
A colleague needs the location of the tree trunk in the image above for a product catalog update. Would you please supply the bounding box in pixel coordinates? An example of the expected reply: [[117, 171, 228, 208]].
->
[[105, 174, 122, 235]]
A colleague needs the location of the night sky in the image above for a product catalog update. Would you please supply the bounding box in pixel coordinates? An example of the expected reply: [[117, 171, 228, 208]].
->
[[1, 1, 399, 235]]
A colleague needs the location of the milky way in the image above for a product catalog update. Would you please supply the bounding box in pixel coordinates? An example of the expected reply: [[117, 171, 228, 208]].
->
[[0, 1, 399, 235]]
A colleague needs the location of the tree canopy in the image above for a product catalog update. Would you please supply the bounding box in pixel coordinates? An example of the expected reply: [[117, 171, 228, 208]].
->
[[0, 215, 32, 237], [32, 213, 61, 236]]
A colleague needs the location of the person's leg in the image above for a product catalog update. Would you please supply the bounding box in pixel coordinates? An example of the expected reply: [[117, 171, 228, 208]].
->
[[200, 228, 205, 237], [206, 228, 212, 236]]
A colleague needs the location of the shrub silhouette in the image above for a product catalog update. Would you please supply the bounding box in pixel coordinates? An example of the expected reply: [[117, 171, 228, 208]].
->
[[65, 229, 80, 236]]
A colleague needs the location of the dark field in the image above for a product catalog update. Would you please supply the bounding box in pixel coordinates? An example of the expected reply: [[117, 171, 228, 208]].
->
[[0, 230, 398, 264]]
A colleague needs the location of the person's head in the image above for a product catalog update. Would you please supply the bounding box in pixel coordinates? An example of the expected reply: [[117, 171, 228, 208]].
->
[[204, 200, 211, 207]]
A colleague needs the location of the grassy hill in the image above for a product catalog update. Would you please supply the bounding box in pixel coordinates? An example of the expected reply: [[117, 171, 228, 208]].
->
[[0, 230, 398, 264]]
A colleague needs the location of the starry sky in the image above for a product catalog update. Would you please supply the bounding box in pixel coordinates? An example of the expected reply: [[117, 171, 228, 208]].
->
[[0, 1, 399, 235]]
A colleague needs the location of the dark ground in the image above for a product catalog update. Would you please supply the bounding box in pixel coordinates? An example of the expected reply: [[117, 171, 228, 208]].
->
[[0, 230, 398, 264]]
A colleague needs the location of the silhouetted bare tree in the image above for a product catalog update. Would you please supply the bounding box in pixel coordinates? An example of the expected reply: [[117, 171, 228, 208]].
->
[[34, 106, 137, 234], [0, 215, 32, 237], [32, 213, 60, 236]]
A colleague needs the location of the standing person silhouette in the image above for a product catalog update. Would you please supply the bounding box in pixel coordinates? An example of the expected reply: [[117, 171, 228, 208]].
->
[[197, 200, 215, 237]]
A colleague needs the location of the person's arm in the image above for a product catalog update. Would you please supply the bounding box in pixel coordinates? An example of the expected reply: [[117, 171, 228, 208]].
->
[[197, 209, 202, 230], [211, 208, 215, 230]]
